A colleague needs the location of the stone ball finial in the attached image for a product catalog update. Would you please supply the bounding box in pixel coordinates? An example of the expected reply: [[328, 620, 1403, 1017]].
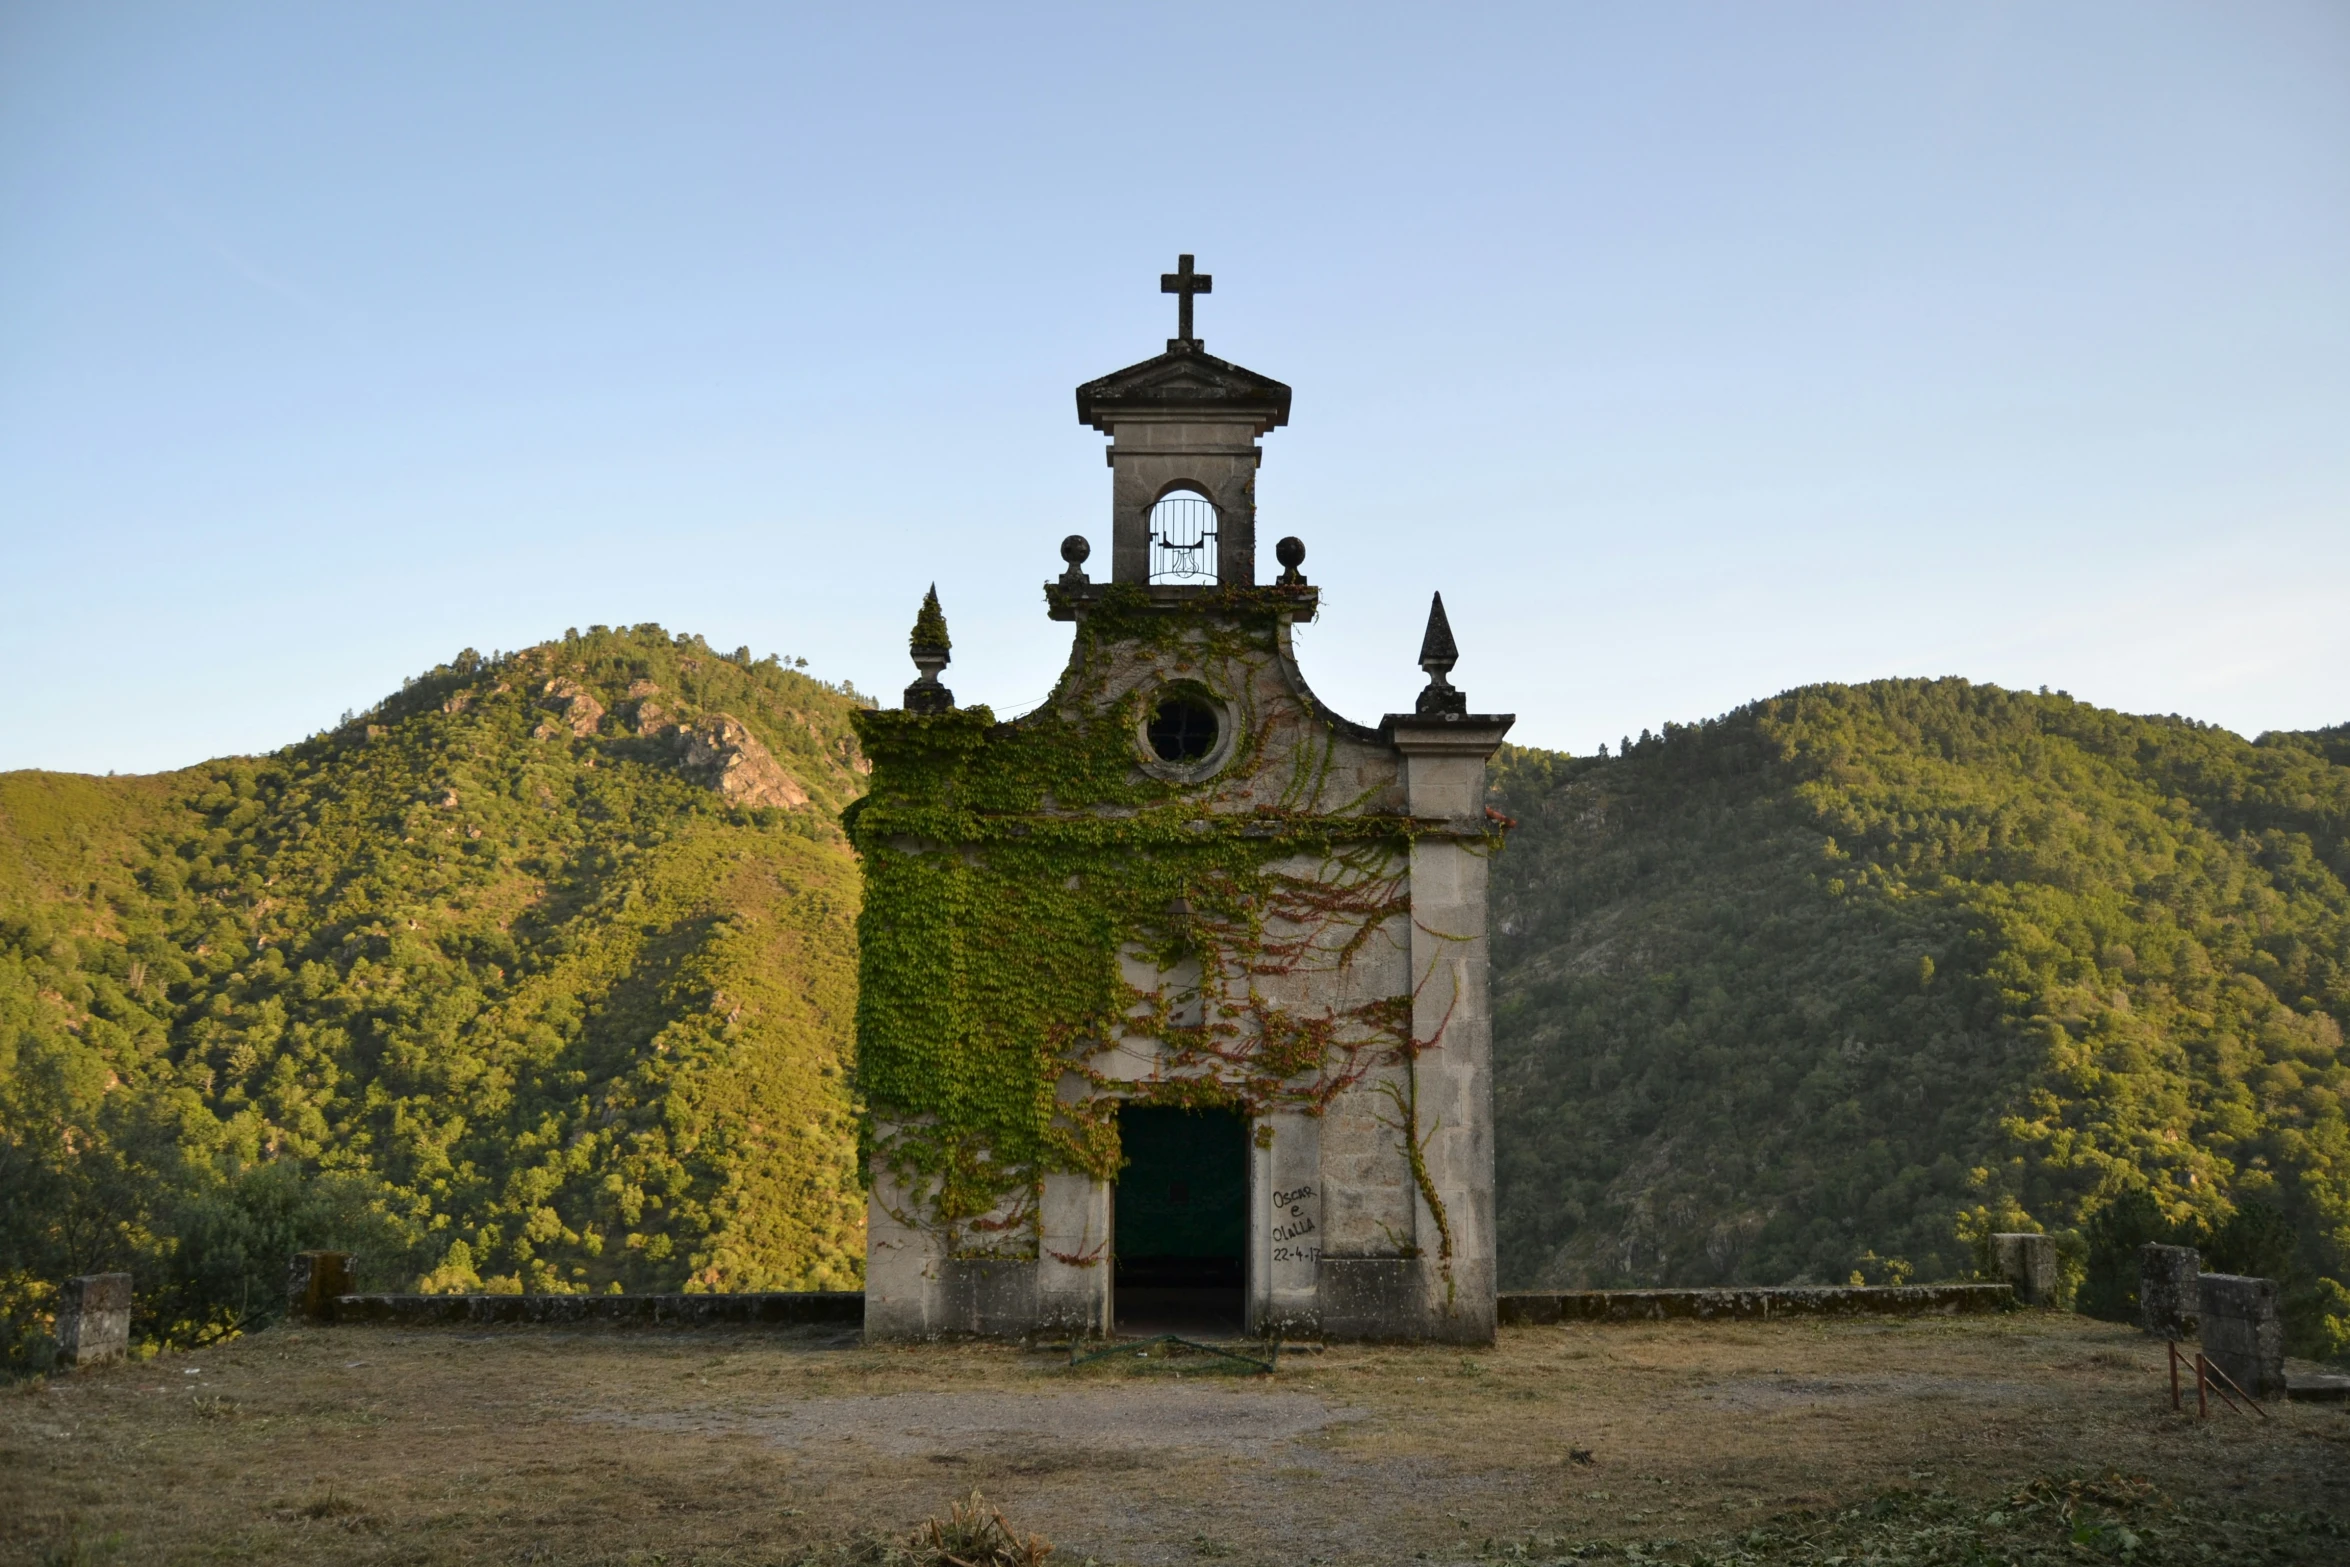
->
[[1275, 535, 1307, 586], [1061, 535, 1091, 566]]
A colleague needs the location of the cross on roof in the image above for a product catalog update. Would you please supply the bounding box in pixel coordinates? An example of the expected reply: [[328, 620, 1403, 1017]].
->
[[1161, 254, 1212, 343]]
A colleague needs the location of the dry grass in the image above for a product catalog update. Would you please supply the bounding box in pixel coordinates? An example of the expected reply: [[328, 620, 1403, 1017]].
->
[[2, 1313, 2344, 1565]]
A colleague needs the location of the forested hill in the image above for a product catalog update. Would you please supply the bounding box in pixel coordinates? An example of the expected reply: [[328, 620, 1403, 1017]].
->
[[1487, 679, 2350, 1356], [9, 650, 2349, 1366], [2, 626, 870, 1358]]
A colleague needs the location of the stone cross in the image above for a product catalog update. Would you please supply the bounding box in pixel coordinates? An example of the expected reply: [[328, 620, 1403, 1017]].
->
[[1161, 254, 1212, 343]]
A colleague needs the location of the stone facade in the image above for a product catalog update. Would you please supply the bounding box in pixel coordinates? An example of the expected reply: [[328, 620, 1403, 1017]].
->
[[855, 273, 1510, 1342]]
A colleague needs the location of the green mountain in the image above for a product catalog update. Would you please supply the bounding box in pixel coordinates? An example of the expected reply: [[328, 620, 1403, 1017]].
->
[[1487, 678, 2350, 1357], [9, 648, 2347, 1367], [2, 626, 869, 1362]]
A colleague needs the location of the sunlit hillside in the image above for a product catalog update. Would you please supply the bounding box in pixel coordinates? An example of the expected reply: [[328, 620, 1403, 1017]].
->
[[1, 626, 869, 1362]]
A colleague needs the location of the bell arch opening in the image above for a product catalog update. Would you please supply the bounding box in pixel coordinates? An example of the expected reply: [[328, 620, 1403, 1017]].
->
[[1147, 490, 1219, 585]]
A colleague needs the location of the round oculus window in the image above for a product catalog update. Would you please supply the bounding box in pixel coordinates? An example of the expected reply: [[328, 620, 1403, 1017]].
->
[[1146, 696, 1220, 763]]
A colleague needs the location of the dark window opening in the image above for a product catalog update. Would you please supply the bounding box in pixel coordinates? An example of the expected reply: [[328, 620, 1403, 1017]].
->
[[1148, 697, 1219, 763], [1115, 1105, 1246, 1333]]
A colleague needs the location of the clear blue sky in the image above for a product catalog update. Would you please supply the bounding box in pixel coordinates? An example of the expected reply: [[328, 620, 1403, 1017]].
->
[[4, 2, 2345, 774]]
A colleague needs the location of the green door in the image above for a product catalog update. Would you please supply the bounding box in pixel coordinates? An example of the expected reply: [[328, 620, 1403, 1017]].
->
[[1114, 1105, 1248, 1290]]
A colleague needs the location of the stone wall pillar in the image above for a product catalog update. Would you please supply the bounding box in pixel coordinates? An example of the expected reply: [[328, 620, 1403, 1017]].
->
[[57, 1273, 132, 1367], [2197, 1273, 2284, 1399], [863, 1159, 948, 1337], [1989, 1233, 2057, 1305], [1034, 1171, 1112, 1336], [2138, 1243, 2200, 1338], [286, 1251, 357, 1323], [1384, 715, 1513, 1345], [1251, 1108, 1324, 1338]]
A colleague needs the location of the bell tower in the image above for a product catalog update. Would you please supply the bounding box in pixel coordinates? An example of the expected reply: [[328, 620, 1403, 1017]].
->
[[1074, 255, 1292, 587]]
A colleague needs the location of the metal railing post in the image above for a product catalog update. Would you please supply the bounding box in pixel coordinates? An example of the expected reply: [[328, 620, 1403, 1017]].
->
[[2196, 1351, 2269, 1419]]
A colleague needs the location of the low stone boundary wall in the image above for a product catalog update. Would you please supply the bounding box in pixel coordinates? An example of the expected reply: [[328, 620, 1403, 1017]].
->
[[1497, 1284, 2014, 1325], [321, 1291, 865, 1327], [305, 1283, 2014, 1331]]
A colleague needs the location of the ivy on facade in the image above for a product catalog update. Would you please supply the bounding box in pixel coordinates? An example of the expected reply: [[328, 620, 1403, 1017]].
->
[[848, 586, 1486, 1258]]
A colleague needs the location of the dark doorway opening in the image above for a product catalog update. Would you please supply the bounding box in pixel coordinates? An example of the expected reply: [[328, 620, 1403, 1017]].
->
[[1114, 1105, 1247, 1335]]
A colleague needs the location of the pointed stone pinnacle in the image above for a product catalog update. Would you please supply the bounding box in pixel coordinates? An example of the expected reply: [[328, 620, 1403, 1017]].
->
[[1413, 591, 1467, 717], [1418, 592, 1459, 677]]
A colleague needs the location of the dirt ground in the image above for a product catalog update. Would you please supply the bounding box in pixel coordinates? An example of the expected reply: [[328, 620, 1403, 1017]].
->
[[3, 1313, 2344, 1565]]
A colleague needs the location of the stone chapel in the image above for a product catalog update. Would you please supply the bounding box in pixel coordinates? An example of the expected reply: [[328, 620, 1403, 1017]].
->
[[848, 259, 1512, 1342]]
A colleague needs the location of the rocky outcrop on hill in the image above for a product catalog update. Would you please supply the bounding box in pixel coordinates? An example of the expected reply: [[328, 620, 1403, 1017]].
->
[[536, 678, 607, 739], [592, 679, 809, 809], [623, 680, 674, 737], [675, 715, 808, 809]]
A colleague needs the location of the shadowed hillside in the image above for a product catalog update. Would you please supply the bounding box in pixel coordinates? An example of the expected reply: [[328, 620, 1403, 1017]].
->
[[1487, 679, 2350, 1357], [1, 626, 870, 1362]]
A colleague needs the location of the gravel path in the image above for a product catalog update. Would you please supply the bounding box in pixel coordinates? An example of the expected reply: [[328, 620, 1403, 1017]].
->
[[591, 1384, 1363, 1456]]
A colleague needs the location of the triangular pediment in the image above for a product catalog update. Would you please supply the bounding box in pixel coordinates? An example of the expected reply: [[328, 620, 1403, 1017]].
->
[[1075, 342, 1292, 433]]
